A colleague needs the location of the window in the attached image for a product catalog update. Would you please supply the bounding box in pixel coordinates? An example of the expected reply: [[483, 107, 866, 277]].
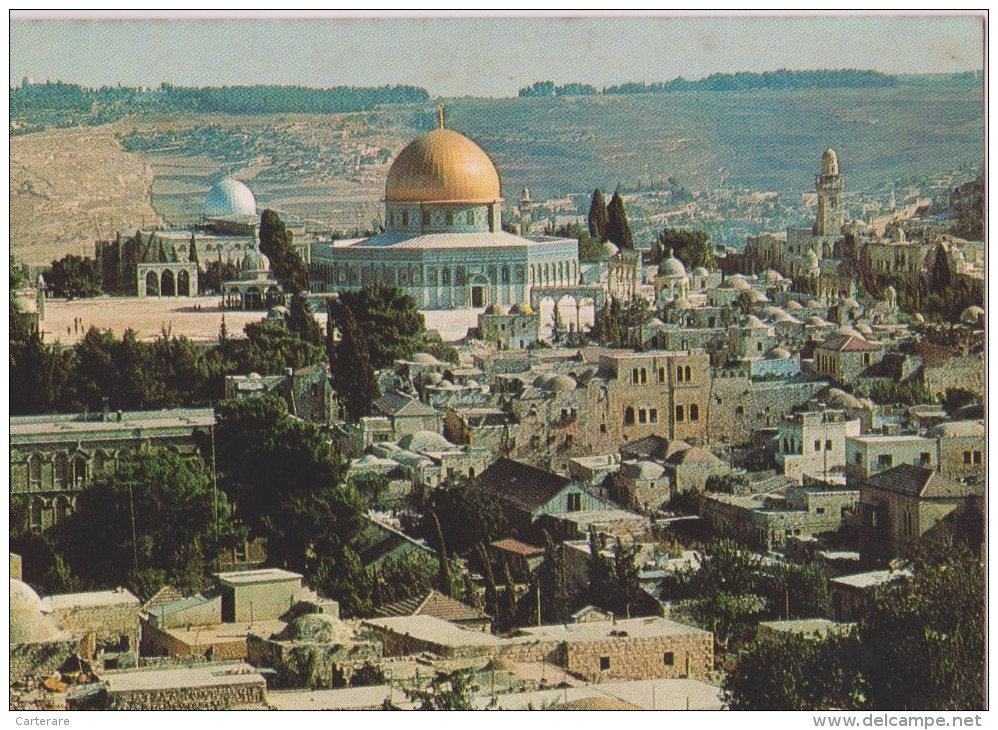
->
[[649, 408, 658, 424], [920, 452, 931, 467], [735, 405, 744, 416], [567, 492, 582, 513], [825, 440, 833, 451], [442, 269, 451, 284], [689, 404, 699, 422], [973, 451, 982, 465], [624, 407, 635, 426], [676, 405, 685, 423], [599, 656, 611, 671], [659, 367, 665, 383], [501, 266, 510, 283], [878, 454, 893, 469], [640, 368, 648, 384], [708, 316, 716, 327], [784, 438, 790, 453], [565, 435, 574, 448], [855, 452, 862, 464], [446, 211, 454, 226], [422, 209, 431, 226], [663, 652, 674, 666], [677, 365, 684, 382], [815, 440, 822, 452], [600, 423, 607, 433], [685, 366, 691, 381], [816, 507, 826, 515], [963, 451, 972, 465], [638, 409, 647, 424], [757, 342, 763, 352], [863, 353, 872, 366], [632, 368, 640, 385], [402, 210, 409, 226]]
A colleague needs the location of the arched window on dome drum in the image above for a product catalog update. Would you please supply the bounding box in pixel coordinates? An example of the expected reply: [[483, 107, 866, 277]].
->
[[28, 454, 42, 489], [402, 210, 409, 227], [442, 268, 451, 285], [53, 454, 69, 490], [501, 266, 510, 284]]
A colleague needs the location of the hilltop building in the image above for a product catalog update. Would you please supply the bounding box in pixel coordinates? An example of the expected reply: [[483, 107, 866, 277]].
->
[[309, 110, 579, 310]]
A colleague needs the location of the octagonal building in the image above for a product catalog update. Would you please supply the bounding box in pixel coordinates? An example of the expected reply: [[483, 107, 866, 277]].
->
[[309, 116, 578, 309]]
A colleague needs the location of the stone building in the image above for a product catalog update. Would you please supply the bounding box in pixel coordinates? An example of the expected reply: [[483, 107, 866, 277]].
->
[[477, 303, 541, 350], [371, 391, 443, 438], [845, 433, 938, 482], [9, 408, 214, 531], [811, 332, 885, 386], [859, 464, 984, 565], [310, 115, 578, 310], [41, 588, 141, 662], [224, 363, 335, 425], [613, 459, 671, 513], [10, 579, 76, 685], [374, 589, 491, 633], [930, 420, 985, 481], [220, 250, 287, 310], [776, 409, 862, 483]]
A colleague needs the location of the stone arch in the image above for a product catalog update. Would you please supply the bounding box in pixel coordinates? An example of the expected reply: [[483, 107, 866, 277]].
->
[[54, 494, 73, 523], [28, 453, 43, 488], [71, 455, 88, 488], [177, 269, 191, 296], [161, 269, 176, 297], [145, 271, 160, 297], [53, 453, 69, 490]]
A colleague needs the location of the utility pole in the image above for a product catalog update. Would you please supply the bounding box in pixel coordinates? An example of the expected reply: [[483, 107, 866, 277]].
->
[[210, 421, 220, 572]]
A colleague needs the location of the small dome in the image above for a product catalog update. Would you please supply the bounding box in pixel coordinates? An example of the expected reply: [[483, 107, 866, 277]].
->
[[625, 460, 666, 481], [750, 289, 769, 303], [205, 178, 257, 218], [764, 269, 784, 283], [240, 251, 271, 277], [267, 305, 290, 320], [855, 323, 874, 336], [745, 315, 766, 329], [835, 324, 864, 339], [807, 316, 830, 327], [10, 580, 64, 645], [785, 300, 805, 312], [420, 371, 443, 386], [411, 352, 443, 366], [913, 313, 925, 323], [770, 346, 792, 360], [466, 379, 480, 389], [825, 388, 862, 410], [599, 241, 620, 259], [545, 374, 577, 392], [842, 297, 861, 310], [692, 266, 709, 278], [960, 305, 984, 325], [509, 303, 534, 315], [658, 250, 687, 278], [398, 430, 455, 452], [725, 274, 752, 291], [280, 613, 354, 644], [805, 299, 822, 309], [484, 303, 508, 316]]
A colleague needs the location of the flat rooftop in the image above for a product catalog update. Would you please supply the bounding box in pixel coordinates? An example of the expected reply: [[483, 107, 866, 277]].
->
[[363, 616, 504, 649], [11, 408, 215, 438], [831, 570, 912, 589], [42, 589, 140, 611], [103, 662, 265, 693], [159, 619, 287, 647], [214, 568, 303, 586], [759, 618, 855, 636], [513, 617, 711, 643]]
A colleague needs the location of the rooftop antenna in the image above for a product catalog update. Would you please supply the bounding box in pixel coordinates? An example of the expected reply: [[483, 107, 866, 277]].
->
[[438, 104, 445, 130]]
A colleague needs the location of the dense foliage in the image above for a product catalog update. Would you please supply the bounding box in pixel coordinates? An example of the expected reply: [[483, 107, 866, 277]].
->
[[259, 209, 309, 293], [46, 254, 103, 298], [656, 227, 715, 269], [606, 190, 633, 250], [327, 283, 426, 370], [589, 296, 653, 346]]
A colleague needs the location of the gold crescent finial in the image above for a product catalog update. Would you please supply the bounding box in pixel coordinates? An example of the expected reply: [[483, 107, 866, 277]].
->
[[438, 104, 445, 129]]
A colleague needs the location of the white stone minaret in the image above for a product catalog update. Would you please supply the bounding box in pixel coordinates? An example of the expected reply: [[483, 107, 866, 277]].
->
[[518, 187, 533, 235], [815, 148, 844, 237]]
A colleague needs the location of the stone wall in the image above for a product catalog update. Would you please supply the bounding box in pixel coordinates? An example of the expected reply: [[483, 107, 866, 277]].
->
[[245, 635, 382, 689], [10, 640, 77, 684], [921, 354, 984, 399], [49, 603, 140, 652], [102, 682, 266, 710]]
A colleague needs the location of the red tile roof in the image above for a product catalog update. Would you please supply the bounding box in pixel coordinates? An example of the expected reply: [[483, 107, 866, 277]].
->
[[819, 333, 882, 353], [490, 538, 544, 557]]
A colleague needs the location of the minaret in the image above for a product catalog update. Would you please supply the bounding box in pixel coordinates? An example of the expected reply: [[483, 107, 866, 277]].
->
[[518, 187, 533, 235], [815, 148, 844, 237]]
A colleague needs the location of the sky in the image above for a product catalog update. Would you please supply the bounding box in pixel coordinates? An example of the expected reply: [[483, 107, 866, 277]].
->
[[10, 12, 985, 98]]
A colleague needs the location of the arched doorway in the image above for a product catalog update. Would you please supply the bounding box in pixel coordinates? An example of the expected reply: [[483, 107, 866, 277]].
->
[[161, 270, 176, 297], [177, 270, 191, 296], [145, 271, 160, 297], [469, 274, 489, 308]]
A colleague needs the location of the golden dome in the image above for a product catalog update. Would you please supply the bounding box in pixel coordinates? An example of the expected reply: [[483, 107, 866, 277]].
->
[[386, 128, 502, 205]]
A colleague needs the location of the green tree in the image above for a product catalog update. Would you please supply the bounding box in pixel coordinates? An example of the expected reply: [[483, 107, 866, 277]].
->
[[420, 476, 509, 556], [858, 550, 984, 710], [330, 305, 380, 420], [9, 332, 78, 414], [287, 293, 324, 347], [328, 284, 426, 369], [53, 449, 240, 598], [236, 316, 325, 375], [606, 189, 633, 250], [47, 254, 103, 298], [213, 395, 363, 576], [200, 259, 240, 294], [589, 296, 652, 347], [929, 243, 952, 293], [403, 669, 479, 710], [724, 632, 864, 710], [587, 188, 608, 241], [259, 209, 309, 293], [686, 540, 766, 649], [657, 228, 715, 269], [536, 531, 572, 623], [761, 561, 830, 620]]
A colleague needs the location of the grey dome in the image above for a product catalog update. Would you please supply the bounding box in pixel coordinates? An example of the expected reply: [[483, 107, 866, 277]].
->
[[205, 178, 257, 218], [658, 251, 687, 278], [398, 430, 454, 452], [240, 251, 271, 277]]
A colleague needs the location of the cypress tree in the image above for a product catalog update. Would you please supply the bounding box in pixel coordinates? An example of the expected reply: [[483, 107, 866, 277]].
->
[[331, 305, 380, 420], [587, 188, 609, 241], [606, 189, 634, 250]]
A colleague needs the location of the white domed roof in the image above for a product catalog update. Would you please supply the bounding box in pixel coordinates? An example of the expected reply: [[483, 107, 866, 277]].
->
[[961, 305, 984, 325], [658, 251, 687, 278], [625, 460, 666, 481], [807, 316, 830, 327], [410, 352, 443, 366], [785, 300, 805, 312], [509, 303, 534, 315], [825, 388, 862, 410], [745, 315, 766, 329], [599, 241, 620, 259], [398, 430, 455, 452], [281, 613, 354, 643], [240, 251, 271, 277], [692, 266, 709, 278], [770, 346, 792, 360], [205, 178, 257, 218], [10, 580, 64, 645], [545, 374, 577, 392], [821, 148, 839, 176]]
